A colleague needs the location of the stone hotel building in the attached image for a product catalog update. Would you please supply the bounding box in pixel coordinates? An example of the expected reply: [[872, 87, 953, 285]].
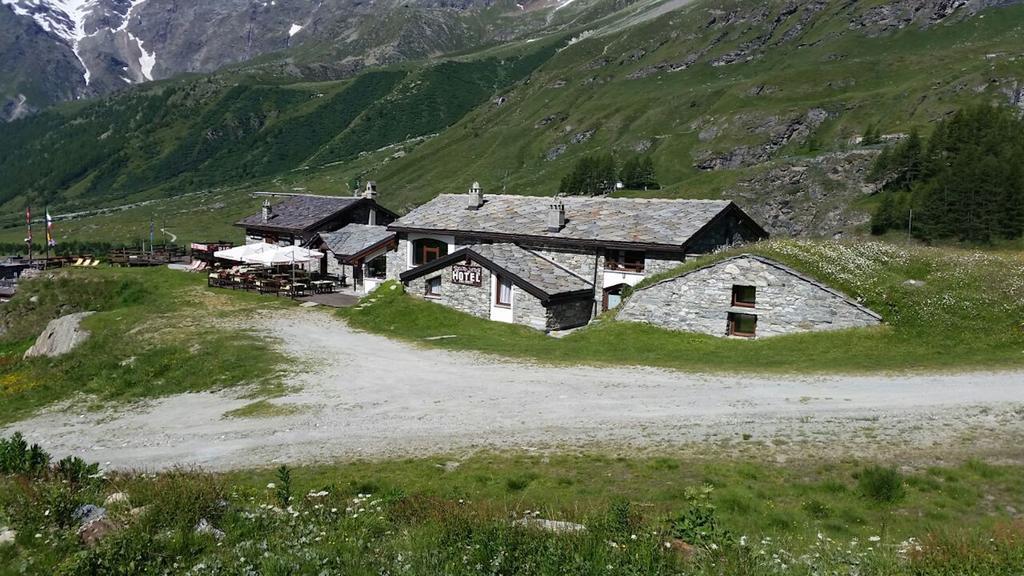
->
[[387, 183, 769, 331]]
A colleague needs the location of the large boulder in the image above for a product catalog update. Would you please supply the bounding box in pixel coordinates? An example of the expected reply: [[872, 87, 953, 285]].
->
[[23, 312, 95, 359]]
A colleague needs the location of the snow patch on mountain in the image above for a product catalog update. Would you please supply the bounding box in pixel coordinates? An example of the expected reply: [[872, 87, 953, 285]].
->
[[115, 0, 147, 33], [1, 0, 93, 42], [2, 0, 98, 85], [133, 33, 156, 81], [289, 23, 303, 36]]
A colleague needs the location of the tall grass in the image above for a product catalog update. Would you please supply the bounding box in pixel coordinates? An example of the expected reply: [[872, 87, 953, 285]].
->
[[1, 442, 1022, 575]]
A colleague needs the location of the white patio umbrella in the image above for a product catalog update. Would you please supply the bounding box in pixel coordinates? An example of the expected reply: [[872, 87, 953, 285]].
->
[[246, 245, 326, 297], [245, 245, 324, 266], [213, 242, 278, 262]]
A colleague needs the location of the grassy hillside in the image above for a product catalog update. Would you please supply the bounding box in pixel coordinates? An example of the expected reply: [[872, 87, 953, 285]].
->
[[340, 239, 1024, 373], [1, 0, 1023, 246], [1, 442, 1022, 574], [0, 268, 289, 425]]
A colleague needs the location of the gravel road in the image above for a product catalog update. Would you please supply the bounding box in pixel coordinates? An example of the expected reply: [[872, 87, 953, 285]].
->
[[5, 309, 1023, 471]]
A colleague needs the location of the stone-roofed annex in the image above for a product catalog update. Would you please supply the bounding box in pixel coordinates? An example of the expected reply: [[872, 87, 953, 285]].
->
[[618, 254, 883, 338], [318, 225, 396, 262], [400, 243, 593, 302]]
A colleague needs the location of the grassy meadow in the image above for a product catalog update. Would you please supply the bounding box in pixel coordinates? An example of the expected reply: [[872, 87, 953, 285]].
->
[[0, 267, 289, 425], [1, 439, 1022, 575], [340, 239, 1024, 373]]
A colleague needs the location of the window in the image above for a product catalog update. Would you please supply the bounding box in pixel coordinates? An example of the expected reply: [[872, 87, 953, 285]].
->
[[412, 238, 448, 265], [732, 285, 756, 308], [728, 312, 757, 337], [495, 276, 512, 307], [605, 250, 645, 272], [603, 284, 628, 311], [425, 276, 442, 297], [366, 255, 387, 279]]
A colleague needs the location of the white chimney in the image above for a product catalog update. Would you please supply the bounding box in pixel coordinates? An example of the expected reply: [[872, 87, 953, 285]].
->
[[261, 199, 272, 223], [467, 181, 484, 210], [363, 181, 378, 200], [547, 202, 566, 232]]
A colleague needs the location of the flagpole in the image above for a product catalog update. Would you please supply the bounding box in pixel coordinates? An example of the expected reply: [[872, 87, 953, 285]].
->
[[44, 206, 50, 268], [25, 206, 33, 265]]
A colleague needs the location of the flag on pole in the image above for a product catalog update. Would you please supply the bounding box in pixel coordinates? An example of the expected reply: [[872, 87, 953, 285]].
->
[[46, 209, 56, 247], [25, 206, 32, 243]]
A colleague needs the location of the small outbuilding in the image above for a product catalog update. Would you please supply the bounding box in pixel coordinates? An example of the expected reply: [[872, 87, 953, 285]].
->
[[399, 243, 594, 332], [617, 254, 882, 338], [314, 224, 396, 293]]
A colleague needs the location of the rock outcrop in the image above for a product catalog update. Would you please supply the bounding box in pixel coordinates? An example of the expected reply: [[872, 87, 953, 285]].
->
[[24, 312, 95, 359]]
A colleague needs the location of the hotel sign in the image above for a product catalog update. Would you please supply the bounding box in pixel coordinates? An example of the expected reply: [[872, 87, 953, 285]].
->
[[451, 264, 483, 286]]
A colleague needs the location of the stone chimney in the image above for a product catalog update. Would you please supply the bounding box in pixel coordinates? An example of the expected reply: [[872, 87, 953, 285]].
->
[[547, 202, 566, 232], [467, 181, 484, 210], [362, 181, 378, 200], [261, 199, 272, 223]]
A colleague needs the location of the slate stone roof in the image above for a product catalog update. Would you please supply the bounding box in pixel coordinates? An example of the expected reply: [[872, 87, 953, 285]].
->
[[400, 242, 593, 300], [319, 225, 396, 259], [467, 243, 593, 296], [236, 195, 361, 232], [389, 194, 739, 248]]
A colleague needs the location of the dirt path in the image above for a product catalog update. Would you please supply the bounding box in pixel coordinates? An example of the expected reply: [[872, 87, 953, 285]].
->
[[5, 309, 1023, 471]]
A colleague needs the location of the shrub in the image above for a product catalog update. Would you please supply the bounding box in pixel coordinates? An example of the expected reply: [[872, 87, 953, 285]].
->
[[0, 432, 50, 476], [275, 465, 293, 508], [136, 469, 226, 530], [670, 484, 730, 547], [857, 465, 906, 506], [53, 455, 101, 490]]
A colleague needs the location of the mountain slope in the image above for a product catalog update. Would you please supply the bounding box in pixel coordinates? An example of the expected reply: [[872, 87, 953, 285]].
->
[[1, 0, 1023, 243], [292, 0, 1024, 234], [0, 39, 559, 217], [0, 0, 605, 119]]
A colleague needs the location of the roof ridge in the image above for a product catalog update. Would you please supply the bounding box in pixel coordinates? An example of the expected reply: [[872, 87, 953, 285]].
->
[[435, 193, 729, 203]]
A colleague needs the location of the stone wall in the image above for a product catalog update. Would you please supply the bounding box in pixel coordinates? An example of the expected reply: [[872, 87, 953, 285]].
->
[[618, 256, 881, 338], [325, 255, 348, 279], [547, 298, 594, 331], [406, 266, 494, 320], [643, 251, 686, 275], [525, 245, 600, 282], [387, 238, 410, 280], [512, 288, 551, 331]]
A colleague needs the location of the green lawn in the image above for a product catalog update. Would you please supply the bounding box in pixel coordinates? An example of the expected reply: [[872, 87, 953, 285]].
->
[[1, 444, 1022, 575], [340, 239, 1024, 373], [0, 267, 290, 425]]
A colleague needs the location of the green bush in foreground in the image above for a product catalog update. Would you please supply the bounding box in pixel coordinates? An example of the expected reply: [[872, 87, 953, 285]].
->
[[2, 436, 1023, 575]]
